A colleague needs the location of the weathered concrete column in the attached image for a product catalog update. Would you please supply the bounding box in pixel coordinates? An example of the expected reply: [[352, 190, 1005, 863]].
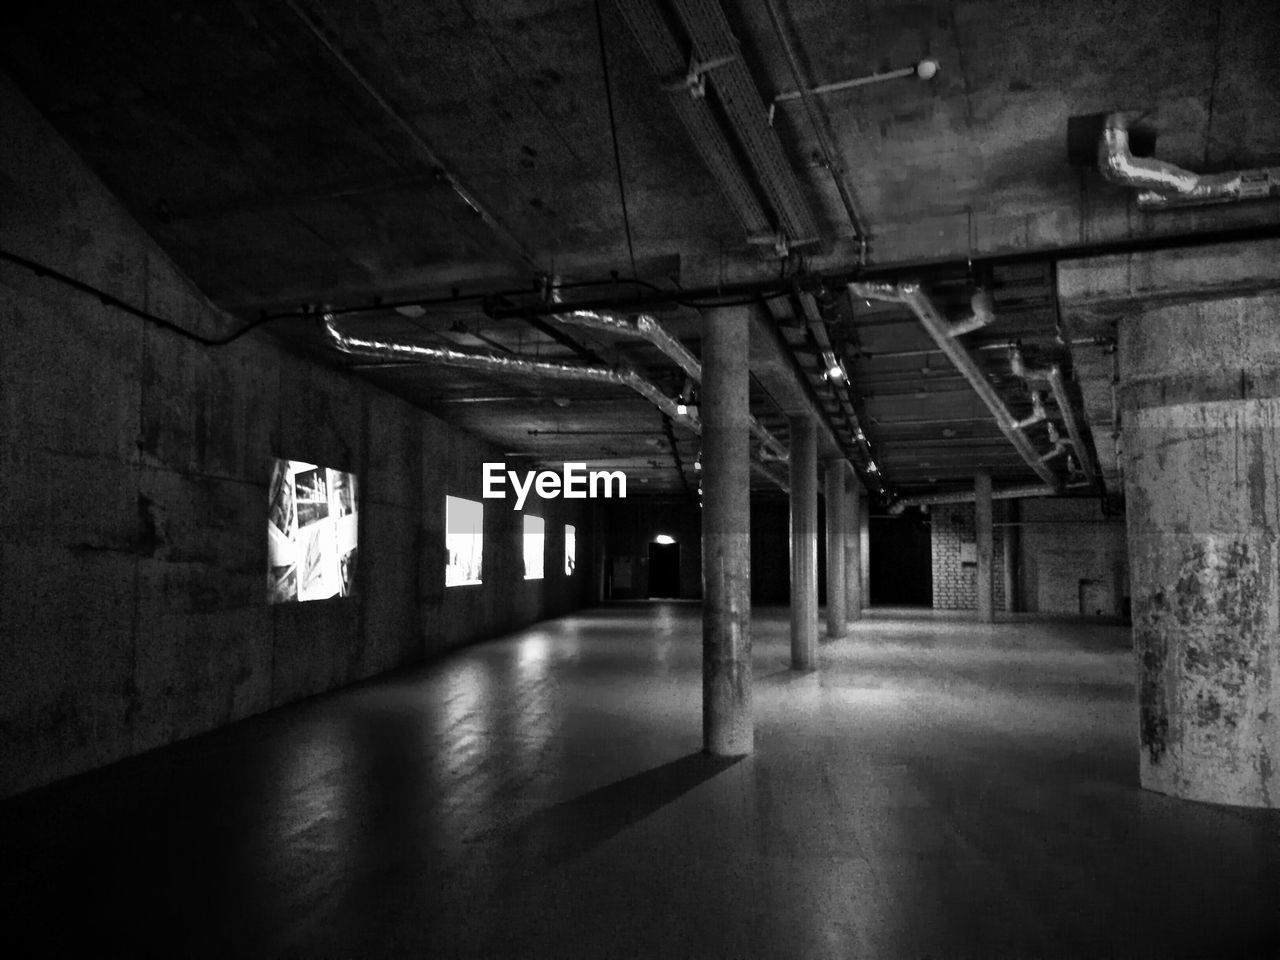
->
[[1121, 292, 1280, 807], [975, 471, 994, 622], [859, 495, 870, 606], [824, 460, 847, 639], [1004, 498, 1020, 613], [843, 474, 862, 620], [789, 415, 818, 669], [701, 306, 753, 755]]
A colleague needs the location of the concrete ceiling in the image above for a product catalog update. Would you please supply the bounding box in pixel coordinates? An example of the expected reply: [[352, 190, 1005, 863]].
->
[[3, 0, 1279, 503]]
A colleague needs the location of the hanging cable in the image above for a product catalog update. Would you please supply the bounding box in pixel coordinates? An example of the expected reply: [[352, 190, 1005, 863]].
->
[[594, 0, 640, 293], [0, 248, 295, 347]]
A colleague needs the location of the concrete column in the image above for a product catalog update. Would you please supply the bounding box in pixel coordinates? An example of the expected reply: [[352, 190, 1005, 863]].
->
[[1004, 498, 1021, 613], [700, 306, 753, 755], [843, 475, 862, 620], [1122, 293, 1280, 807], [824, 460, 847, 639], [789, 415, 818, 670], [975, 471, 994, 622], [859, 495, 870, 607]]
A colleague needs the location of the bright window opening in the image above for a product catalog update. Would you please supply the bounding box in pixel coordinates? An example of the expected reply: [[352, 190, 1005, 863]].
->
[[446, 495, 484, 586], [523, 514, 545, 580], [564, 524, 576, 576], [267, 458, 358, 603]]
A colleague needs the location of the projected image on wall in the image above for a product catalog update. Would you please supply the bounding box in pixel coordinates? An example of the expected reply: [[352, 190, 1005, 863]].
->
[[268, 458, 358, 603]]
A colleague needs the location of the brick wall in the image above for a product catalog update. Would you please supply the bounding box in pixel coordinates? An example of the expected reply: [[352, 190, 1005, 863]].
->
[[930, 502, 1009, 611]]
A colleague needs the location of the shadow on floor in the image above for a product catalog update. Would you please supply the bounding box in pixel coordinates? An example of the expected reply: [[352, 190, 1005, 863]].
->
[[481, 752, 741, 889]]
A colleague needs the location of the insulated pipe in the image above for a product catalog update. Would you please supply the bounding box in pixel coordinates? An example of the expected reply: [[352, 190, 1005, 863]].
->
[[324, 313, 793, 496], [1099, 112, 1280, 211], [1045, 367, 1097, 482], [1009, 347, 1097, 482], [550, 306, 789, 461], [321, 314, 790, 493], [947, 288, 996, 337], [852, 283, 1061, 489], [888, 483, 1056, 513]]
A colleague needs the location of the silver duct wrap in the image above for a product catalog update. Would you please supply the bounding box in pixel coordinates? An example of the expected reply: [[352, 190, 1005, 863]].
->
[[948, 288, 995, 337], [888, 483, 1058, 513], [322, 312, 634, 385], [1100, 113, 1280, 210], [322, 313, 794, 492], [848, 280, 903, 303], [550, 306, 789, 462]]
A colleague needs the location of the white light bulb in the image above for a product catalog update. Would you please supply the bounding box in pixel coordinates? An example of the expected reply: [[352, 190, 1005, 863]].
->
[[677, 403, 688, 415]]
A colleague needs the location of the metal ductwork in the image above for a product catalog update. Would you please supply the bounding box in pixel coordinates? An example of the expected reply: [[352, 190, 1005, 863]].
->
[[1099, 112, 1280, 211], [850, 281, 1062, 490], [1008, 347, 1097, 483], [549, 306, 789, 461], [554, 308, 701, 382], [321, 313, 790, 491], [888, 483, 1057, 514], [947, 289, 996, 337]]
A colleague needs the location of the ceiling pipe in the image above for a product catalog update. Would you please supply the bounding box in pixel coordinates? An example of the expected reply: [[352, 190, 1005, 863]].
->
[[484, 223, 1280, 322], [851, 281, 1061, 490], [946, 288, 996, 337], [772, 61, 937, 105], [1045, 368, 1097, 482], [1009, 346, 1097, 483], [548, 304, 789, 461], [1013, 391, 1047, 430], [888, 483, 1057, 514], [320, 313, 790, 492], [1100, 112, 1280, 211]]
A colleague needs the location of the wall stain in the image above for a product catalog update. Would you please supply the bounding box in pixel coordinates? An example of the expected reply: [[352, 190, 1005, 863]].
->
[[1138, 538, 1266, 764]]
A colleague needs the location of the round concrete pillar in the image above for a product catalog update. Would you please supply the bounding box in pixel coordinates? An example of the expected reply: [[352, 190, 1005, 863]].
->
[[700, 305, 753, 756], [843, 473, 862, 620], [1122, 292, 1280, 807], [824, 460, 847, 639], [789, 415, 818, 670]]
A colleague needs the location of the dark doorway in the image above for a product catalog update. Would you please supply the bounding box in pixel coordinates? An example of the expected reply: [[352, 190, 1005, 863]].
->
[[870, 509, 932, 606], [647, 541, 681, 597]]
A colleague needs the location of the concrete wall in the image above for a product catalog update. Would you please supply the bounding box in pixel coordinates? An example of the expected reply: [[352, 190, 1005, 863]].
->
[[930, 503, 1009, 612], [0, 75, 591, 798], [930, 498, 1128, 616], [601, 500, 702, 599], [1017, 498, 1128, 617]]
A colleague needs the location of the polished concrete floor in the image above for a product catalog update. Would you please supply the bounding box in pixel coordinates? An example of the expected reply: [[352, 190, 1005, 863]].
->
[[2, 604, 1278, 959]]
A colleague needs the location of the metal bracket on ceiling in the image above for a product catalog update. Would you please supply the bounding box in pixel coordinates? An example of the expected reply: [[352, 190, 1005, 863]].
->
[[747, 232, 819, 259], [663, 52, 738, 100]]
